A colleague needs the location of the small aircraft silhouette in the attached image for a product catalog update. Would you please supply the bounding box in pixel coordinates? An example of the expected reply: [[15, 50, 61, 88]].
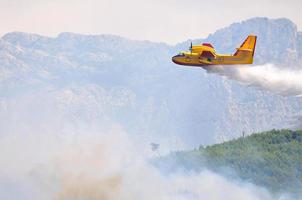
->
[[172, 35, 257, 67], [150, 143, 160, 151]]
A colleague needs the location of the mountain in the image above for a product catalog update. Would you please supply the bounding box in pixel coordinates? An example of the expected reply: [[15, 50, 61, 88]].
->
[[156, 129, 302, 197], [178, 17, 302, 65], [0, 17, 302, 149]]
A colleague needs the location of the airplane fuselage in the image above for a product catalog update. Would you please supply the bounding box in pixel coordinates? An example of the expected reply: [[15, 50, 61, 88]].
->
[[172, 35, 257, 67], [172, 51, 253, 66]]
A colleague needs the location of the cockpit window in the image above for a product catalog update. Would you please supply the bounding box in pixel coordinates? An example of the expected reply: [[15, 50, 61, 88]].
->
[[174, 52, 185, 57]]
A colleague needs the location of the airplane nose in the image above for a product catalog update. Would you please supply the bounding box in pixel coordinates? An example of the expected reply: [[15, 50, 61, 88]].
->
[[172, 56, 177, 64]]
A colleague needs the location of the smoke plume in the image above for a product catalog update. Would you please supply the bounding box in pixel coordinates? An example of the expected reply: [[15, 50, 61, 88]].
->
[[0, 129, 275, 200], [0, 79, 294, 200]]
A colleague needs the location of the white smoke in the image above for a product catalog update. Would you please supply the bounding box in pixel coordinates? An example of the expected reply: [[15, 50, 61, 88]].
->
[[204, 64, 302, 96], [0, 83, 290, 200], [0, 128, 275, 200]]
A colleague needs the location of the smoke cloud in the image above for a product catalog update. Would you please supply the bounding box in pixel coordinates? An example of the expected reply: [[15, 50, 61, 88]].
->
[[0, 76, 294, 200], [0, 128, 275, 200], [204, 64, 302, 96]]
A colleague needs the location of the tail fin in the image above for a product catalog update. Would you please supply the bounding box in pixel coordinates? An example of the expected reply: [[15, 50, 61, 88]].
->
[[234, 35, 257, 57]]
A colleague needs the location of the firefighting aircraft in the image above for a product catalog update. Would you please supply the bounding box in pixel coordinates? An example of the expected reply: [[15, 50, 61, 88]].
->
[[172, 35, 257, 67]]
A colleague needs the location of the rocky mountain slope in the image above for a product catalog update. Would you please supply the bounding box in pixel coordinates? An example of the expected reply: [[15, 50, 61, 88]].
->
[[0, 17, 302, 149]]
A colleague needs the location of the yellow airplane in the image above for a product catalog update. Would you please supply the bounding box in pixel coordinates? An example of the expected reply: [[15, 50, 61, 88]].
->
[[172, 35, 257, 67]]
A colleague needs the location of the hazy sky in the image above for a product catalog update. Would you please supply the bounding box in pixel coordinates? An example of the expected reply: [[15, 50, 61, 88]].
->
[[0, 0, 301, 44]]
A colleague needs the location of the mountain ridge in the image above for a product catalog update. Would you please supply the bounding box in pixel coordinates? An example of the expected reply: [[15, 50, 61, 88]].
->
[[1, 17, 302, 148], [2, 17, 300, 48]]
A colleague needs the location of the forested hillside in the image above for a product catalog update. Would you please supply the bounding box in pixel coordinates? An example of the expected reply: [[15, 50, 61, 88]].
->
[[159, 130, 302, 196]]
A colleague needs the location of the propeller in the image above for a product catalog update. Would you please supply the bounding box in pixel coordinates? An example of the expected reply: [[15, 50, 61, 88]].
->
[[189, 41, 193, 53]]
